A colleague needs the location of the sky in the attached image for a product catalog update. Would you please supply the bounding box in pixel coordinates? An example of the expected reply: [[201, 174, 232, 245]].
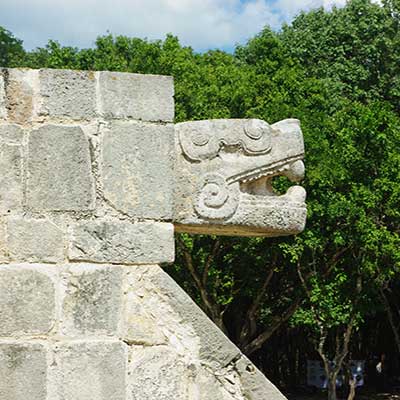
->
[[0, 0, 350, 52]]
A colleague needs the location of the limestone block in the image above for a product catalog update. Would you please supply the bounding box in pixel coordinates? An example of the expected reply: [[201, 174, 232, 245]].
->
[[102, 121, 174, 220], [195, 367, 240, 400], [54, 341, 126, 400], [7, 217, 64, 263], [0, 124, 24, 215], [0, 266, 56, 335], [0, 142, 22, 214], [123, 269, 167, 345], [123, 300, 167, 345], [235, 355, 287, 400], [128, 346, 188, 399], [0, 74, 6, 119], [0, 68, 36, 124], [0, 219, 8, 262], [69, 220, 174, 264], [0, 123, 24, 144], [98, 71, 174, 122], [0, 342, 47, 400], [27, 124, 95, 211], [147, 267, 241, 368], [39, 69, 96, 119], [61, 265, 122, 336]]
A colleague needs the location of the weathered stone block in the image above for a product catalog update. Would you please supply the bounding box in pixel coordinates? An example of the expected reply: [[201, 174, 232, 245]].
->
[[0, 123, 24, 144], [0, 74, 6, 119], [123, 300, 166, 345], [1, 68, 36, 123], [102, 121, 174, 220], [7, 217, 64, 263], [0, 142, 23, 214], [39, 69, 96, 119], [195, 367, 239, 400], [235, 355, 286, 400], [123, 269, 166, 345], [61, 265, 122, 336], [98, 71, 174, 121], [54, 341, 126, 400], [0, 219, 8, 262], [0, 266, 56, 335], [128, 346, 187, 399], [147, 267, 241, 368], [69, 220, 174, 264], [0, 342, 47, 400], [27, 124, 95, 211]]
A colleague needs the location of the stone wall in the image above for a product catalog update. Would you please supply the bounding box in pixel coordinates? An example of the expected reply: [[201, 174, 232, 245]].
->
[[0, 68, 292, 399]]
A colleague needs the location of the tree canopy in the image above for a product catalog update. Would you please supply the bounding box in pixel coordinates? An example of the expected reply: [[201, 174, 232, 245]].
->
[[0, 26, 25, 67]]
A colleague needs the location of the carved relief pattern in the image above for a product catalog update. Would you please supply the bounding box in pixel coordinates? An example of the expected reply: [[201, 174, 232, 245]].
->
[[179, 119, 272, 161], [194, 173, 239, 220]]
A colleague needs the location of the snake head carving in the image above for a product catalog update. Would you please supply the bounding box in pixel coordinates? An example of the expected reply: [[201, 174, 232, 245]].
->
[[173, 118, 306, 237]]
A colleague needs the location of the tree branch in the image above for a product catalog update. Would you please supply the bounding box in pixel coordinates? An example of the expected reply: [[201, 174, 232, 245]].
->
[[379, 287, 400, 354], [177, 236, 226, 331], [243, 297, 301, 355], [202, 238, 220, 286]]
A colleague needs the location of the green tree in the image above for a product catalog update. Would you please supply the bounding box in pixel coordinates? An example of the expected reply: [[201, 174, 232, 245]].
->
[[284, 100, 400, 399], [233, 3, 400, 397], [0, 26, 25, 67], [174, 234, 304, 355], [281, 0, 400, 109]]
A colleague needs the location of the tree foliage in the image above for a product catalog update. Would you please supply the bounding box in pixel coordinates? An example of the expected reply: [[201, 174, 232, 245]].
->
[[0, 26, 25, 67]]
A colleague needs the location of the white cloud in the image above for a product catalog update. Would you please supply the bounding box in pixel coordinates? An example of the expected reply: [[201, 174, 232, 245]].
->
[[274, 0, 381, 19], [0, 0, 374, 51], [323, 0, 348, 7], [273, 0, 351, 20]]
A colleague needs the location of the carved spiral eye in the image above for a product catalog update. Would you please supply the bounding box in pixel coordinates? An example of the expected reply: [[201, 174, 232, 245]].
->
[[244, 120, 264, 140], [241, 119, 272, 155], [195, 174, 239, 220], [191, 130, 210, 146]]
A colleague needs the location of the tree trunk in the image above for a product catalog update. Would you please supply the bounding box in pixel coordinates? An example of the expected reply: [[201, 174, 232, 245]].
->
[[177, 236, 228, 334], [380, 288, 400, 354], [347, 375, 356, 400], [242, 298, 301, 355], [327, 373, 337, 400]]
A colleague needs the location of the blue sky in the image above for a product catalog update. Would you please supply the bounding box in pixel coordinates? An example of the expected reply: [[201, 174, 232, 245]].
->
[[0, 0, 349, 52]]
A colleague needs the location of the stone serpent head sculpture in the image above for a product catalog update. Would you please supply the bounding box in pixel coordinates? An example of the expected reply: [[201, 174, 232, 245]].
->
[[174, 118, 306, 236]]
